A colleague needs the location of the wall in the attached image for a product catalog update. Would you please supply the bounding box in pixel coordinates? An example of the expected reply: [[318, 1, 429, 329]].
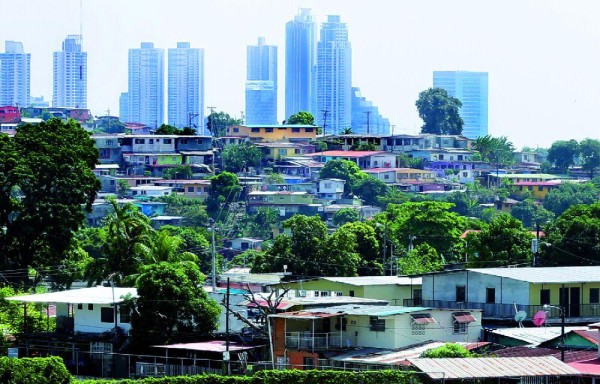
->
[[529, 282, 600, 307], [73, 304, 131, 333], [282, 280, 365, 298]]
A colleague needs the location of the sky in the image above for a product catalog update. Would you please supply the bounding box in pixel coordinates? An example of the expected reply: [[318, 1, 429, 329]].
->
[[5, 0, 600, 148]]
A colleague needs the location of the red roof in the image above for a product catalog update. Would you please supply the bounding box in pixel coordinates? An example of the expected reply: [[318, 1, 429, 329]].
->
[[247, 299, 291, 310], [569, 358, 600, 376], [305, 150, 387, 158], [453, 312, 477, 323], [494, 346, 597, 364]]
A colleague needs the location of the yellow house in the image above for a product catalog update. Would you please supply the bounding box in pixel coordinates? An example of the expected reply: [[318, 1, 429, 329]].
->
[[226, 124, 317, 142], [255, 142, 305, 160], [396, 168, 437, 183], [270, 276, 422, 306], [513, 180, 563, 199]]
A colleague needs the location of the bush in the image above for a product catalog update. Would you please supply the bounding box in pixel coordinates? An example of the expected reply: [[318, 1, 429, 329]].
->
[[421, 343, 472, 358], [0, 356, 71, 384]]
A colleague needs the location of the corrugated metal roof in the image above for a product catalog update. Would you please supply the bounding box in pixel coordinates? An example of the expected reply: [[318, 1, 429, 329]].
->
[[270, 311, 344, 320], [468, 267, 600, 283], [453, 312, 477, 323], [488, 326, 587, 346], [151, 340, 260, 352], [322, 276, 422, 286], [409, 357, 581, 379], [303, 305, 431, 317], [6, 287, 138, 305]]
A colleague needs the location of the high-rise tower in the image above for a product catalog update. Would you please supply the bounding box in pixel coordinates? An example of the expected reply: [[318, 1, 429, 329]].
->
[[316, 15, 352, 134], [245, 37, 277, 125], [53, 35, 87, 108], [285, 9, 316, 119], [128, 42, 164, 128], [0, 41, 30, 107], [433, 71, 489, 139], [168, 42, 204, 133]]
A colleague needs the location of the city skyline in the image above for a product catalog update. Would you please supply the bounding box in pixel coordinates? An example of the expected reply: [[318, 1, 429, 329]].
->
[[0, 41, 30, 108], [245, 37, 278, 125], [53, 34, 87, 108], [4, 1, 600, 147]]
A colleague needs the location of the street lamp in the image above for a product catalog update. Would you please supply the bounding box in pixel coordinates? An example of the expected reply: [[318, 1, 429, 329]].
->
[[543, 304, 565, 361]]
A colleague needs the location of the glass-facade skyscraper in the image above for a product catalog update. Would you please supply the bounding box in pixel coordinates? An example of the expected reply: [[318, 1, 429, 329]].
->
[[119, 92, 129, 122], [245, 37, 277, 125], [351, 87, 390, 135], [128, 42, 164, 128], [285, 9, 316, 119], [53, 35, 87, 108], [317, 15, 352, 135], [0, 41, 30, 107], [433, 71, 488, 139], [168, 42, 204, 133]]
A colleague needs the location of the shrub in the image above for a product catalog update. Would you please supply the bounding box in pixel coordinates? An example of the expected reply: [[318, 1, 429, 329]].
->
[[0, 356, 71, 384]]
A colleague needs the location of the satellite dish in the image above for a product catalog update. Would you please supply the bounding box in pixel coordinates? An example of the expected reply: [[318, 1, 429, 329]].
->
[[533, 310, 547, 327], [514, 310, 527, 323]]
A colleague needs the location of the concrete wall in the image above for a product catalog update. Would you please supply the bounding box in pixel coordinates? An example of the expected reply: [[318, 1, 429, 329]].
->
[[73, 304, 131, 333]]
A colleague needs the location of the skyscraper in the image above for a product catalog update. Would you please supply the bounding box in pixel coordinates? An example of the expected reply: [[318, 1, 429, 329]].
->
[[53, 35, 87, 108], [351, 87, 390, 135], [168, 42, 204, 133], [316, 15, 352, 135], [433, 71, 489, 139], [128, 42, 164, 128], [285, 9, 316, 119], [245, 37, 277, 125], [119, 92, 129, 122], [0, 41, 30, 107]]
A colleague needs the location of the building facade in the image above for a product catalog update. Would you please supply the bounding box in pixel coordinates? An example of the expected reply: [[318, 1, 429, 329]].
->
[[316, 15, 352, 135], [53, 35, 87, 108], [119, 92, 129, 122], [351, 87, 390, 135], [128, 42, 164, 128], [168, 42, 204, 133], [0, 41, 30, 107], [285, 8, 317, 119], [433, 71, 488, 139], [245, 37, 277, 125]]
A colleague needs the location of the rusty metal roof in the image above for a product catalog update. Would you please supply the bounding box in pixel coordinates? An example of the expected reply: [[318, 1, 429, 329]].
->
[[409, 357, 581, 380], [269, 311, 344, 320]]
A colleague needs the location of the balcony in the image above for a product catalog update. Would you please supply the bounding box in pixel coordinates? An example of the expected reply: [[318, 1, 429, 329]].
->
[[285, 332, 346, 351], [403, 299, 600, 322]]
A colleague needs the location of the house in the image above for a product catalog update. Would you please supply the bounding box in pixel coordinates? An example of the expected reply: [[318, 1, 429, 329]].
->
[[153, 179, 211, 199], [93, 135, 123, 164], [513, 180, 566, 200], [227, 237, 264, 251], [255, 142, 306, 161], [395, 168, 437, 183], [247, 191, 318, 217], [364, 168, 398, 184], [226, 124, 318, 142], [272, 158, 324, 180], [269, 305, 481, 369], [270, 276, 422, 306], [0, 106, 20, 123], [325, 134, 385, 151], [131, 185, 173, 199], [6, 286, 137, 335], [322, 204, 381, 222], [135, 201, 167, 217], [305, 150, 397, 170], [317, 178, 345, 200], [417, 267, 600, 322], [487, 173, 562, 188]]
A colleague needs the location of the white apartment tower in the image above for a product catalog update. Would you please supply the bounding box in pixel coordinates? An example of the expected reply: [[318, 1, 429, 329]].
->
[[168, 42, 204, 133], [0, 41, 30, 107], [53, 35, 87, 108], [128, 42, 164, 128]]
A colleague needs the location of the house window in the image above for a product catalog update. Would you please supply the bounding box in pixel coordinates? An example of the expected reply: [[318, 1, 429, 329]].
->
[[134, 138, 145, 144], [540, 289, 550, 305], [105, 139, 113, 146], [149, 139, 154, 144], [100, 307, 114, 323], [303, 357, 316, 369], [411, 314, 436, 335], [324, 183, 332, 188], [591, 288, 600, 304], [164, 139, 172, 144], [486, 288, 496, 304], [187, 187, 194, 192], [265, 128, 274, 133], [384, 174, 390, 180], [456, 286, 466, 302], [180, 139, 188, 144], [452, 312, 475, 334], [77, 303, 83, 310], [334, 291, 344, 296], [278, 149, 287, 155], [88, 304, 94, 310], [305, 128, 314, 133], [349, 290, 355, 297], [292, 128, 300, 133], [233, 127, 239, 133], [251, 128, 260, 133], [319, 291, 330, 297], [538, 186, 544, 191], [369, 317, 385, 332], [99, 148, 110, 158]]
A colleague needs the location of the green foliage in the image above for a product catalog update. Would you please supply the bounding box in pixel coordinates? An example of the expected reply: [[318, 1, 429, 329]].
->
[[351, 142, 378, 151], [130, 262, 221, 347], [265, 173, 285, 185], [415, 88, 463, 135], [0, 119, 100, 284], [320, 159, 367, 197], [116, 179, 131, 198], [579, 138, 600, 178], [466, 213, 534, 267], [399, 243, 444, 275], [206, 111, 243, 138], [229, 249, 263, 269], [442, 191, 480, 218], [548, 139, 579, 173], [158, 195, 209, 227], [96, 118, 125, 134], [154, 124, 196, 135], [162, 165, 193, 180], [207, 172, 241, 217], [237, 207, 280, 239], [158, 225, 223, 275], [377, 189, 411, 209], [0, 286, 53, 340], [421, 343, 472, 358], [222, 142, 262, 173], [352, 176, 389, 206], [472, 135, 515, 165], [287, 111, 315, 125], [340, 221, 382, 275], [542, 201, 600, 266], [0, 356, 71, 384], [332, 208, 359, 226], [510, 199, 554, 229], [542, 182, 599, 216]]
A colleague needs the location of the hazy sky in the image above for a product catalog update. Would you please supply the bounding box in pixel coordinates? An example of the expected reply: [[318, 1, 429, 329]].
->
[[5, 0, 600, 148]]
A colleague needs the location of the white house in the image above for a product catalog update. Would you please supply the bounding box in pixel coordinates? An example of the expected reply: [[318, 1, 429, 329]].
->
[[229, 237, 264, 251], [131, 185, 173, 198], [318, 178, 345, 200], [6, 286, 138, 334]]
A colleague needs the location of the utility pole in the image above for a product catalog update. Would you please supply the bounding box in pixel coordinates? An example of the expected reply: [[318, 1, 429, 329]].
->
[[207, 106, 216, 137], [364, 111, 371, 134], [211, 219, 217, 291], [321, 109, 329, 136], [225, 277, 231, 374], [188, 112, 200, 131]]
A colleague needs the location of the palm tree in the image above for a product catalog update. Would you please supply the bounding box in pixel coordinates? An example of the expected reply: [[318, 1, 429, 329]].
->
[[340, 127, 354, 135]]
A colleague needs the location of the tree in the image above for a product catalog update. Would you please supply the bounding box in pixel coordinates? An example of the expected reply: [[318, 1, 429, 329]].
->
[[542, 182, 599, 216], [158, 195, 209, 227], [472, 135, 515, 165], [415, 88, 463, 135], [222, 142, 262, 172], [206, 111, 242, 138], [339, 222, 382, 275], [510, 199, 554, 229], [116, 179, 131, 198], [548, 139, 579, 174], [229, 249, 263, 269], [399, 243, 444, 275], [340, 127, 354, 134], [95, 118, 125, 134], [421, 343, 473, 358], [332, 208, 359, 226], [158, 225, 222, 275], [265, 173, 285, 184], [287, 111, 315, 125], [129, 262, 220, 347], [0, 119, 100, 284], [162, 165, 193, 179], [352, 176, 389, 206], [207, 172, 241, 217], [320, 159, 367, 197], [542, 202, 600, 266], [579, 138, 600, 178], [466, 213, 534, 268]]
